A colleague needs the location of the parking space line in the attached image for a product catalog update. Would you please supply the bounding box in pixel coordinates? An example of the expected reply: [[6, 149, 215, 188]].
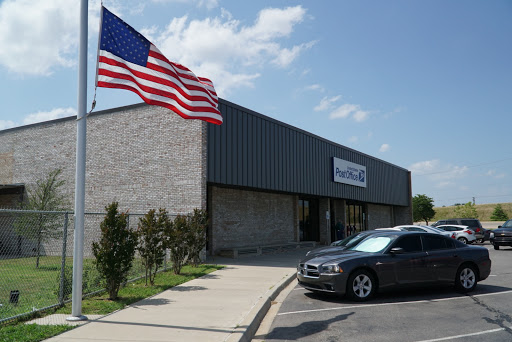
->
[[414, 327, 508, 342], [278, 290, 512, 316]]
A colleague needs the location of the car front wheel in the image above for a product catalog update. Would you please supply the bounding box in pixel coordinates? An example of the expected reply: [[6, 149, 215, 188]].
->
[[347, 270, 376, 301], [457, 237, 468, 244], [455, 264, 477, 293]]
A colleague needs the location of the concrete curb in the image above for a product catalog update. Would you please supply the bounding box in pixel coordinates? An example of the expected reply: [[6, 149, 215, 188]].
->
[[225, 270, 297, 342]]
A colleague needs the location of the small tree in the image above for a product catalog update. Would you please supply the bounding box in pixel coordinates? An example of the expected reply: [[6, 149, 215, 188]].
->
[[92, 202, 138, 300], [165, 214, 189, 275], [138, 208, 168, 286], [412, 194, 435, 225], [186, 209, 208, 267], [490, 204, 508, 221], [15, 168, 69, 268], [454, 202, 479, 219]]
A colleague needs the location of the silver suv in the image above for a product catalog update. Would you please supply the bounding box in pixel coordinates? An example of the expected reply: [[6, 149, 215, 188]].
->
[[431, 218, 486, 243]]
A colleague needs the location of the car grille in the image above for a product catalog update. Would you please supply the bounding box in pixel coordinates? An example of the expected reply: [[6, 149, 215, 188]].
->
[[494, 236, 512, 242], [299, 263, 320, 278]]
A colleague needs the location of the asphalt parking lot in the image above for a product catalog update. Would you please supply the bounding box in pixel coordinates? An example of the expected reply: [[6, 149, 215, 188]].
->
[[260, 243, 512, 342]]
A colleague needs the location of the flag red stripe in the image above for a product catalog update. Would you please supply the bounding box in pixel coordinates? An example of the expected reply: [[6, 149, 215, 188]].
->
[[96, 81, 223, 125], [97, 67, 220, 114], [98, 55, 218, 109]]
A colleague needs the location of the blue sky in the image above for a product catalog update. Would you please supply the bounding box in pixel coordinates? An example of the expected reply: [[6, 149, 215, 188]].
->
[[1, 0, 511, 207]]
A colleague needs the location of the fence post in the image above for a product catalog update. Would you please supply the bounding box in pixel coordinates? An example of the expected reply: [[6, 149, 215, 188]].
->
[[59, 212, 69, 305]]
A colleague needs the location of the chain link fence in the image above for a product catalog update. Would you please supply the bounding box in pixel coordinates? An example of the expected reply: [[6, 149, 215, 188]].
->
[[0, 209, 173, 325]]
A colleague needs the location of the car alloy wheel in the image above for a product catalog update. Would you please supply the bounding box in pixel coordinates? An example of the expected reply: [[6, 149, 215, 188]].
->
[[347, 270, 375, 301], [457, 237, 468, 244], [455, 265, 477, 292]]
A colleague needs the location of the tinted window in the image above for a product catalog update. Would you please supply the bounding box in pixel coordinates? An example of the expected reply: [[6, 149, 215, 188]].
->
[[461, 219, 479, 227], [393, 235, 422, 253], [423, 235, 453, 251], [446, 220, 458, 224], [405, 227, 426, 232], [502, 220, 512, 228]]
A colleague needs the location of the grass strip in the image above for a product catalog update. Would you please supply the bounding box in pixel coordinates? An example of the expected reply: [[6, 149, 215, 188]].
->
[[0, 324, 74, 342], [0, 264, 223, 342]]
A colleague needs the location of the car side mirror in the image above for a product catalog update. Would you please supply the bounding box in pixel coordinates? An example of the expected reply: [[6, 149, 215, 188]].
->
[[390, 247, 405, 255]]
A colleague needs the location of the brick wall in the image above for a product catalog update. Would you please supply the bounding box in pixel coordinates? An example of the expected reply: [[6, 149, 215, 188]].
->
[[0, 104, 206, 214], [367, 203, 393, 229], [209, 186, 296, 254]]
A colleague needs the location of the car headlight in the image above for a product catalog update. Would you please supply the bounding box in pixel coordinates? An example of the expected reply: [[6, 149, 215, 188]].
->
[[322, 264, 343, 274], [490, 232, 494, 238]]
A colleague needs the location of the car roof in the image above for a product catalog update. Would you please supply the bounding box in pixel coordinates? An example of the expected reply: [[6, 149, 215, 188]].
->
[[437, 224, 469, 228]]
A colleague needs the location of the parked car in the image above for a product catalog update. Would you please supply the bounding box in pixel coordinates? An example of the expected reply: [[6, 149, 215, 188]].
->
[[383, 225, 456, 239], [431, 219, 486, 243], [297, 231, 491, 301], [306, 231, 381, 257], [436, 225, 476, 244], [490, 219, 512, 250]]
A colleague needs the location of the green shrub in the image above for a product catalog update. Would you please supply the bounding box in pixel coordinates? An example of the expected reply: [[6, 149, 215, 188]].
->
[[186, 209, 208, 267], [490, 204, 508, 221], [137, 209, 168, 285], [92, 202, 138, 300], [165, 214, 189, 275]]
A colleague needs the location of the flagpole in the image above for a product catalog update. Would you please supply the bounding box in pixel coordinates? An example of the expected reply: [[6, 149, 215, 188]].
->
[[67, 0, 88, 321]]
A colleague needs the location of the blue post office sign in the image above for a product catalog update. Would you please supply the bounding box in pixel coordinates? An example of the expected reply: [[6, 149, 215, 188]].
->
[[332, 157, 367, 188]]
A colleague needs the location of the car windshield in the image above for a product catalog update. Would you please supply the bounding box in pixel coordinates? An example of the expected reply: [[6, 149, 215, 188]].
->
[[502, 220, 512, 228], [348, 236, 394, 253], [331, 232, 370, 247]]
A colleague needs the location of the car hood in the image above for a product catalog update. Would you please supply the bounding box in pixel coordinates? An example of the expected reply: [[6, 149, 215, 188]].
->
[[492, 228, 512, 236], [301, 250, 374, 267], [306, 246, 346, 257]]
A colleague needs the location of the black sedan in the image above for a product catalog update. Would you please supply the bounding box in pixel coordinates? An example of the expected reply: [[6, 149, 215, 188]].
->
[[490, 219, 512, 250], [305, 231, 380, 257], [297, 231, 491, 301]]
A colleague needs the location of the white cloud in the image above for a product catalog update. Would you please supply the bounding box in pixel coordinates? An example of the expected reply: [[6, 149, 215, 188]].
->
[[0, 120, 16, 130], [0, 107, 77, 131], [149, 6, 310, 95], [23, 107, 76, 125], [0, 0, 100, 76], [306, 84, 324, 92], [329, 103, 369, 122], [379, 144, 390, 152], [197, 0, 219, 10], [348, 136, 358, 143], [486, 169, 505, 179], [409, 159, 468, 183], [314, 95, 341, 112]]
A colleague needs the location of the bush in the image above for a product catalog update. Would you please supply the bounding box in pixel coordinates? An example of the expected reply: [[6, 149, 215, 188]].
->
[[490, 204, 508, 221], [92, 202, 138, 300], [137, 209, 168, 285], [165, 214, 189, 275], [186, 209, 208, 267]]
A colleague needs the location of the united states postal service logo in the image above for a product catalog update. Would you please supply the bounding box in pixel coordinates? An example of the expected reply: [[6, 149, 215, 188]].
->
[[332, 157, 367, 188]]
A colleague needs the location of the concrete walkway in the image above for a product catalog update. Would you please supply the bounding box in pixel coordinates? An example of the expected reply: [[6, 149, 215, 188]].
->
[[41, 248, 308, 342]]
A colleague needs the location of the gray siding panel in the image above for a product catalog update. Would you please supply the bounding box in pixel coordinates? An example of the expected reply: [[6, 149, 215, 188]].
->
[[208, 99, 410, 206]]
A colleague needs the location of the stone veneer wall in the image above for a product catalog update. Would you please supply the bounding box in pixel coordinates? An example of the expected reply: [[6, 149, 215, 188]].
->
[[0, 104, 207, 257], [367, 203, 393, 229], [209, 186, 296, 254], [0, 104, 207, 214]]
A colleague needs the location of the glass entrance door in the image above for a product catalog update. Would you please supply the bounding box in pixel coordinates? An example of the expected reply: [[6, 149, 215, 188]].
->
[[346, 202, 367, 235], [299, 198, 319, 241]]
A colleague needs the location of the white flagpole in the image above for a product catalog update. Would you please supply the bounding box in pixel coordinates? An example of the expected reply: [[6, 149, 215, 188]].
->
[[67, 0, 88, 321]]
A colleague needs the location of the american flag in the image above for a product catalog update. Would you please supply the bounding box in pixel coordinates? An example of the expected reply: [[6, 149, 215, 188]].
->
[[96, 6, 223, 125]]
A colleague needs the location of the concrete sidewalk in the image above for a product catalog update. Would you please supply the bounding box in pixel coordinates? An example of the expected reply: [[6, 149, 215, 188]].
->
[[41, 248, 307, 342]]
